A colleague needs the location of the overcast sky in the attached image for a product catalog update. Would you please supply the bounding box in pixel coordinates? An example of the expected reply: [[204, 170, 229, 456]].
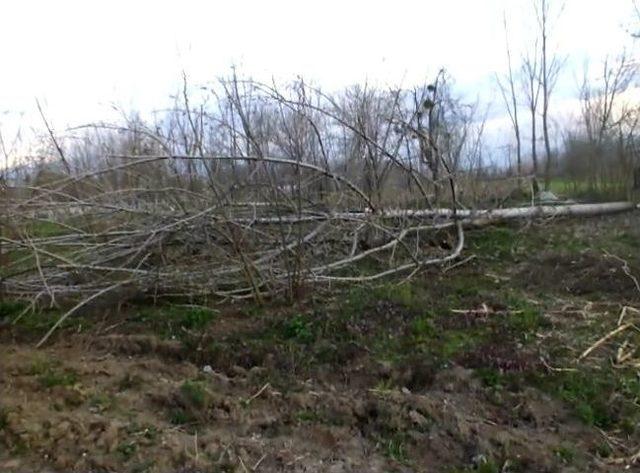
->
[[0, 0, 637, 158]]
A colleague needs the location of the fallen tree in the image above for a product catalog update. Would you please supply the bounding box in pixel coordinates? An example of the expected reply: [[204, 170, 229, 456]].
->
[[1, 75, 638, 347]]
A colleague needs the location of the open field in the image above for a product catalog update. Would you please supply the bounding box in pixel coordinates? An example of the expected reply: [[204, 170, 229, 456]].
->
[[546, 178, 630, 202], [1, 212, 640, 472]]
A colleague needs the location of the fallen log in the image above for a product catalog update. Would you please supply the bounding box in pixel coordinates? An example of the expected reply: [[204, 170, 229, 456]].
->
[[236, 201, 638, 224], [458, 201, 638, 225]]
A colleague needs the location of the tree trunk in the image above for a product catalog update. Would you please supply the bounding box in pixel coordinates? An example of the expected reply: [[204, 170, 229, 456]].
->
[[541, 0, 553, 190], [531, 107, 538, 175]]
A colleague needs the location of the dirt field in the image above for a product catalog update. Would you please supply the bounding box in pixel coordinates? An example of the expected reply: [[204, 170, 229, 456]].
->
[[2, 213, 640, 472]]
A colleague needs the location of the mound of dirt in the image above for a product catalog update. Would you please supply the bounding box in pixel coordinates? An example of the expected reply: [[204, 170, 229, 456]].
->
[[0, 338, 615, 473]]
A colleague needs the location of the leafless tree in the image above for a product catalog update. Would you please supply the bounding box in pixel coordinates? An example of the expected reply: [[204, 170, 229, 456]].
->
[[580, 54, 637, 146], [521, 45, 542, 176], [535, 0, 565, 189], [496, 13, 522, 176], [566, 53, 639, 195], [6, 69, 630, 346]]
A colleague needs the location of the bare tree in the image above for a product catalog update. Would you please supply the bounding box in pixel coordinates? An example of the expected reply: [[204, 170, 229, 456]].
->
[[580, 54, 637, 146], [570, 53, 639, 195], [496, 13, 522, 176], [521, 46, 542, 176], [535, 0, 564, 189]]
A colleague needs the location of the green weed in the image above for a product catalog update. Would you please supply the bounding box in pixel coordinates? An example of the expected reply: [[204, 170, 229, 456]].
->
[[180, 380, 208, 408], [88, 393, 114, 412], [117, 440, 138, 460], [553, 444, 576, 464], [134, 305, 217, 338], [282, 314, 314, 343], [381, 433, 410, 464], [30, 359, 78, 388]]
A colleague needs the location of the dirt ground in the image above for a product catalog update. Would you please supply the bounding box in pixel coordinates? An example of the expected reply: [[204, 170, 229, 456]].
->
[[2, 213, 640, 472]]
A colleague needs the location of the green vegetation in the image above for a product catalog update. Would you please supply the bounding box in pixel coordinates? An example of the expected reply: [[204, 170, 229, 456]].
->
[[168, 408, 191, 426], [169, 379, 212, 426], [447, 457, 501, 473], [382, 433, 409, 464], [475, 459, 501, 473], [533, 367, 640, 430], [130, 460, 155, 473], [0, 406, 8, 431], [117, 372, 143, 391], [282, 314, 314, 343], [468, 226, 518, 259], [88, 393, 115, 412], [547, 177, 627, 201], [295, 408, 322, 423], [25, 220, 70, 238], [180, 380, 208, 408], [0, 300, 26, 319], [1, 216, 639, 471], [13, 308, 63, 333], [116, 440, 138, 460], [29, 359, 78, 388], [595, 441, 613, 459], [553, 444, 576, 464], [125, 423, 159, 442], [502, 296, 546, 338], [132, 305, 217, 338], [343, 282, 427, 314]]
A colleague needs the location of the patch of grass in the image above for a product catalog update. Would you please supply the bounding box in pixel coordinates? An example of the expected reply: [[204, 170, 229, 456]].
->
[[0, 406, 8, 430], [295, 409, 321, 423], [439, 331, 484, 358], [1, 302, 74, 338], [133, 305, 217, 338], [38, 368, 78, 388], [168, 408, 191, 425], [468, 226, 517, 260], [595, 441, 613, 458], [447, 457, 501, 473], [559, 237, 591, 254], [548, 177, 626, 201], [178, 307, 218, 330], [542, 371, 611, 427], [412, 316, 436, 341], [180, 380, 208, 408], [613, 231, 640, 250], [243, 305, 266, 318], [282, 314, 314, 343], [381, 433, 410, 465], [502, 295, 546, 340], [29, 359, 78, 388], [8, 436, 28, 456], [130, 460, 155, 473], [476, 367, 506, 388], [0, 300, 26, 319], [88, 393, 114, 412], [26, 220, 69, 238], [532, 367, 640, 430], [440, 273, 496, 303], [126, 423, 159, 443], [553, 444, 576, 464], [476, 459, 501, 473], [117, 372, 143, 391], [379, 283, 423, 310], [373, 378, 396, 393], [117, 440, 138, 460], [411, 321, 489, 362], [340, 283, 426, 318], [12, 307, 68, 334]]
